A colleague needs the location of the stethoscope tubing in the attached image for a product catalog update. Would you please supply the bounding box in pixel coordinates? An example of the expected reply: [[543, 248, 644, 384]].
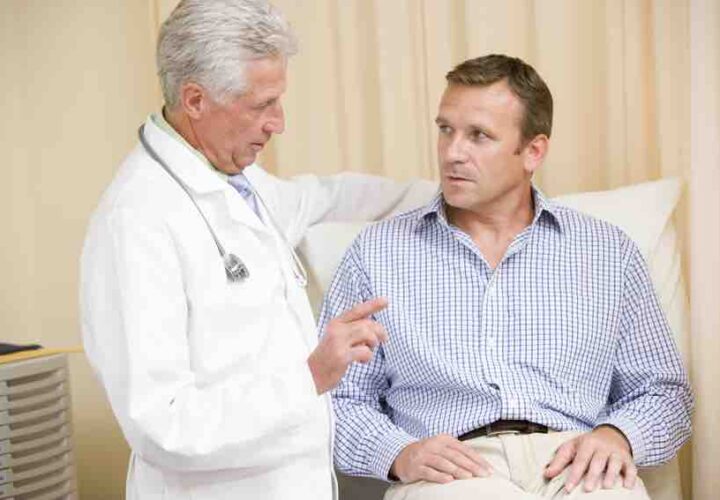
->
[[137, 124, 308, 287]]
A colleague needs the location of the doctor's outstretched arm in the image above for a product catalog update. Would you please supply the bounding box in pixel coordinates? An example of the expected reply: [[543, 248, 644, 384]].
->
[[245, 165, 438, 246]]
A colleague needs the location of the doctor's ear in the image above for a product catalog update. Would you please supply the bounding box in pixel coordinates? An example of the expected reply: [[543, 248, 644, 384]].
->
[[178, 82, 208, 120]]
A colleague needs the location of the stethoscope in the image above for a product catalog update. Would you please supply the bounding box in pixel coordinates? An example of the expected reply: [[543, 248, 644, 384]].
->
[[138, 124, 308, 287]]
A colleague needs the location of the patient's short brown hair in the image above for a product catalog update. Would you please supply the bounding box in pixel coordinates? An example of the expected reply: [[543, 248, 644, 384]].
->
[[446, 54, 553, 145]]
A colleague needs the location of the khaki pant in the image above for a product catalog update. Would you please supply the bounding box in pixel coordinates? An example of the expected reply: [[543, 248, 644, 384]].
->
[[384, 432, 649, 500]]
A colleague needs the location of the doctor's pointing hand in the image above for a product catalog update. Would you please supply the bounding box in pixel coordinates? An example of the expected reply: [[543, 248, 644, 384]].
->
[[309, 297, 389, 395]]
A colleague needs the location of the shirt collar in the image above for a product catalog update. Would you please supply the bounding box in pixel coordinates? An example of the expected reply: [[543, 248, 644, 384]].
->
[[415, 185, 564, 234], [151, 110, 229, 182], [532, 187, 564, 233]]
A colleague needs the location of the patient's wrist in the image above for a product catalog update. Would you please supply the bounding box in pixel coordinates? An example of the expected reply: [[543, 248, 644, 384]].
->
[[593, 424, 632, 455]]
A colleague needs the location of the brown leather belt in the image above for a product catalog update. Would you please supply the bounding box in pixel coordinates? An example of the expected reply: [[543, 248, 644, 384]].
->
[[458, 420, 549, 441]]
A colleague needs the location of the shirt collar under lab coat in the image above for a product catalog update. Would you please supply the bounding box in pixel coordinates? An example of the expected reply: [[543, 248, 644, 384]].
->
[[140, 116, 270, 234], [150, 110, 229, 183]]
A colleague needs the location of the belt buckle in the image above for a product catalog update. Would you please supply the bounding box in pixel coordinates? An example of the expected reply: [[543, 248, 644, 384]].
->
[[487, 429, 520, 437], [485, 423, 521, 437]]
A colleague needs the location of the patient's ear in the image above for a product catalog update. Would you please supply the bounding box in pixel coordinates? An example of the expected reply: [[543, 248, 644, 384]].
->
[[522, 134, 549, 175]]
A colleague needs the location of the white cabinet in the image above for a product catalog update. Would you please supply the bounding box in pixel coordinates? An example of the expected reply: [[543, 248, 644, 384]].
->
[[0, 354, 77, 499]]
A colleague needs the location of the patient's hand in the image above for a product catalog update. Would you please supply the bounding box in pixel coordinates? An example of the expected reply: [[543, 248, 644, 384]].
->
[[544, 425, 637, 493], [390, 434, 492, 484], [308, 297, 388, 394]]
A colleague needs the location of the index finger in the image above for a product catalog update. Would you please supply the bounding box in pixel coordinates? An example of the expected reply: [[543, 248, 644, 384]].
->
[[336, 297, 388, 323], [545, 440, 576, 478]]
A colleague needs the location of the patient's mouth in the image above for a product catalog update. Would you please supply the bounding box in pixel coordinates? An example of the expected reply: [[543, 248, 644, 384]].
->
[[447, 175, 472, 183]]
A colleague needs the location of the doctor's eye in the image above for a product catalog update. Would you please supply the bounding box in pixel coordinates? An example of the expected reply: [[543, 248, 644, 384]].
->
[[437, 125, 452, 135], [255, 98, 277, 110]]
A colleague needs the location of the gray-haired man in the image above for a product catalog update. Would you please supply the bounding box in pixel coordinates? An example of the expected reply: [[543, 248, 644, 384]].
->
[[80, 1, 433, 499]]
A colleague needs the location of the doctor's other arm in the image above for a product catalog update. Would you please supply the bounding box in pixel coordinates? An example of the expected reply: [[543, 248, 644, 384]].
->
[[245, 165, 438, 246]]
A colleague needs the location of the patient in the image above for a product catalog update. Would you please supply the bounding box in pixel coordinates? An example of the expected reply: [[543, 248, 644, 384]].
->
[[318, 54, 692, 499]]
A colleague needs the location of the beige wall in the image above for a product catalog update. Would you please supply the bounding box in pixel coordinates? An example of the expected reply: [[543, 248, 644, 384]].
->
[[0, 1, 161, 498]]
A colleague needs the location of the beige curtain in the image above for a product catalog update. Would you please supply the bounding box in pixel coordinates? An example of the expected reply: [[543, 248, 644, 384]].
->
[[257, 0, 689, 196], [689, 1, 720, 499]]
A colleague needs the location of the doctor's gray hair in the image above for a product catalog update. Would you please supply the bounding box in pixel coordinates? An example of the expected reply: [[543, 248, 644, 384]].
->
[[157, 0, 297, 109]]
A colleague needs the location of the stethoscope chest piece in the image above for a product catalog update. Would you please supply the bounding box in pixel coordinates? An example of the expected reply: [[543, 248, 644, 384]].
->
[[224, 253, 250, 282]]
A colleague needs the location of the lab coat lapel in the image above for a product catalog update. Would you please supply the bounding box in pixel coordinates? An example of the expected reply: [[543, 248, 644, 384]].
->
[[141, 116, 270, 235], [220, 188, 270, 235], [243, 171, 319, 349]]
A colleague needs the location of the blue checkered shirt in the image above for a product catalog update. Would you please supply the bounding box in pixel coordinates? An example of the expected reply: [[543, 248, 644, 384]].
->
[[318, 189, 692, 480]]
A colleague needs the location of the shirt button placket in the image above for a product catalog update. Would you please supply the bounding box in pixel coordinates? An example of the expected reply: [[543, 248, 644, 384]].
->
[[480, 267, 502, 390]]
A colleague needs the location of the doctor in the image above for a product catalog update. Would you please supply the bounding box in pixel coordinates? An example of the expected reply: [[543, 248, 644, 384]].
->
[[80, 1, 434, 499]]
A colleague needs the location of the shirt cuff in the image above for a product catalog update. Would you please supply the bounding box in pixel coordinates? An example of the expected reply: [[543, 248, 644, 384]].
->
[[595, 414, 646, 464], [367, 428, 419, 481]]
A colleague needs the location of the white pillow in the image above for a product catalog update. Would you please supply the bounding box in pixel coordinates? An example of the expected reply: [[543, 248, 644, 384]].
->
[[553, 179, 679, 256]]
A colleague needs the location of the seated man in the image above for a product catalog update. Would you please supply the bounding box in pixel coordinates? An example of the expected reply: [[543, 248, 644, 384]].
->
[[318, 54, 692, 499]]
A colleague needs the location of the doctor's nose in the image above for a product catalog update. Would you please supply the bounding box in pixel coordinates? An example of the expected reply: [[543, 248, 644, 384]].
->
[[263, 104, 285, 135]]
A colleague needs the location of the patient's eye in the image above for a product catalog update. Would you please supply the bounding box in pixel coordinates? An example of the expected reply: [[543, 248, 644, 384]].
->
[[469, 128, 489, 143], [438, 124, 452, 135]]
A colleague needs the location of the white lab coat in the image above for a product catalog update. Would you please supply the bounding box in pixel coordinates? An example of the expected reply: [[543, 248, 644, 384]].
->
[[80, 117, 435, 499]]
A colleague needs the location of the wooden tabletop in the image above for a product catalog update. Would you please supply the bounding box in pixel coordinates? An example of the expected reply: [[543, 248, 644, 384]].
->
[[0, 347, 83, 364]]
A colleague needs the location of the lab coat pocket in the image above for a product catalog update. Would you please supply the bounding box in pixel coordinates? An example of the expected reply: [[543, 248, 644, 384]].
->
[[190, 279, 279, 380]]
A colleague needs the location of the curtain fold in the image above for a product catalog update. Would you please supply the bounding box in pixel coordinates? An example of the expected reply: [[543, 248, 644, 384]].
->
[[689, 1, 720, 500], [153, 0, 690, 187], [260, 0, 688, 195]]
